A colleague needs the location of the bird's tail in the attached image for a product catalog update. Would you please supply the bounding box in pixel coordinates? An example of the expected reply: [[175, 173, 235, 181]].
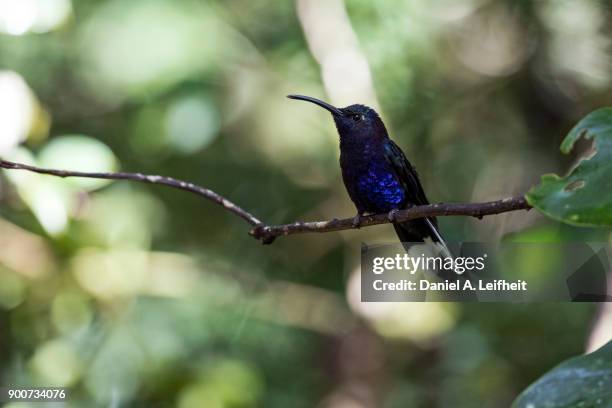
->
[[423, 218, 453, 261], [393, 218, 454, 264]]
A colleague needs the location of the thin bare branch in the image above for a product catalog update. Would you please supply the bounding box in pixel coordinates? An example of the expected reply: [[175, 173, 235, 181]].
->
[[0, 159, 263, 227], [249, 197, 531, 242], [0, 159, 532, 245]]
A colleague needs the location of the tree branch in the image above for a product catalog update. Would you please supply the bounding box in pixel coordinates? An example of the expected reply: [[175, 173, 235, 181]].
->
[[249, 196, 531, 242], [0, 159, 531, 244], [0, 159, 263, 227]]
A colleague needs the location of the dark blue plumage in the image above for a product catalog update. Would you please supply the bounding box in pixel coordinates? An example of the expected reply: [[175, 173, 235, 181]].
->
[[288, 95, 448, 248], [356, 170, 405, 212]]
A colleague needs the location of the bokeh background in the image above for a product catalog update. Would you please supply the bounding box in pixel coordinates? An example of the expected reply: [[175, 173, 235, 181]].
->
[[1, 0, 612, 407]]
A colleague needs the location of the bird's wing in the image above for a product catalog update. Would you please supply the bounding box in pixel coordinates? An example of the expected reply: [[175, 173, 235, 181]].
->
[[384, 138, 449, 253], [384, 139, 453, 260], [382, 139, 431, 207]]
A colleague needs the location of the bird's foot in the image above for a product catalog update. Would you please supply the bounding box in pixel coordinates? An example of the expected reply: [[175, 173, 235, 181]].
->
[[387, 209, 400, 223], [352, 214, 362, 229]]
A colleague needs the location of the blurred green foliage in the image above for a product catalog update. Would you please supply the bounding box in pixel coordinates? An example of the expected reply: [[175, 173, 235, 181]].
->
[[513, 340, 612, 407], [0, 0, 611, 407]]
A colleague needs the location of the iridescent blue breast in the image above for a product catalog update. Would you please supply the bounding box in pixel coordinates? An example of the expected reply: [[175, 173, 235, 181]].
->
[[357, 170, 405, 212]]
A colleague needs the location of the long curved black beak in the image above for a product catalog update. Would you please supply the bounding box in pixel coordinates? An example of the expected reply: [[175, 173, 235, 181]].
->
[[287, 94, 343, 116]]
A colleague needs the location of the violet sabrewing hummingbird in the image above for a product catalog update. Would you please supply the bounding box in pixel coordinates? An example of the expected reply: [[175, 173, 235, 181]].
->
[[288, 94, 450, 255]]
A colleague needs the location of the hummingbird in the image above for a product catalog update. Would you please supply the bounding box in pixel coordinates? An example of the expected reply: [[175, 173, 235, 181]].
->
[[288, 94, 450, 255]]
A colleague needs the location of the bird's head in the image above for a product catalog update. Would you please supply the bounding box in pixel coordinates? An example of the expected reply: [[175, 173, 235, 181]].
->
[[288, 94, 388, 139]]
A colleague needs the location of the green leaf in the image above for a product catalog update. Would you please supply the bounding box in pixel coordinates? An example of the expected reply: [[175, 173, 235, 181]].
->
[[512, 341, 612, 408], [527, 108, 612, 226]]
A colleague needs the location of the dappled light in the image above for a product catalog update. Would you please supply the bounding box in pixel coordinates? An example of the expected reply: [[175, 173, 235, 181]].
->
[[0, 0, 611, 406], [0, 0, 71, 35]]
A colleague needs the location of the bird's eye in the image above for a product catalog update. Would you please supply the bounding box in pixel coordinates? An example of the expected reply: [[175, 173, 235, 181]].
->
[[351, 114, 362, 122]]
